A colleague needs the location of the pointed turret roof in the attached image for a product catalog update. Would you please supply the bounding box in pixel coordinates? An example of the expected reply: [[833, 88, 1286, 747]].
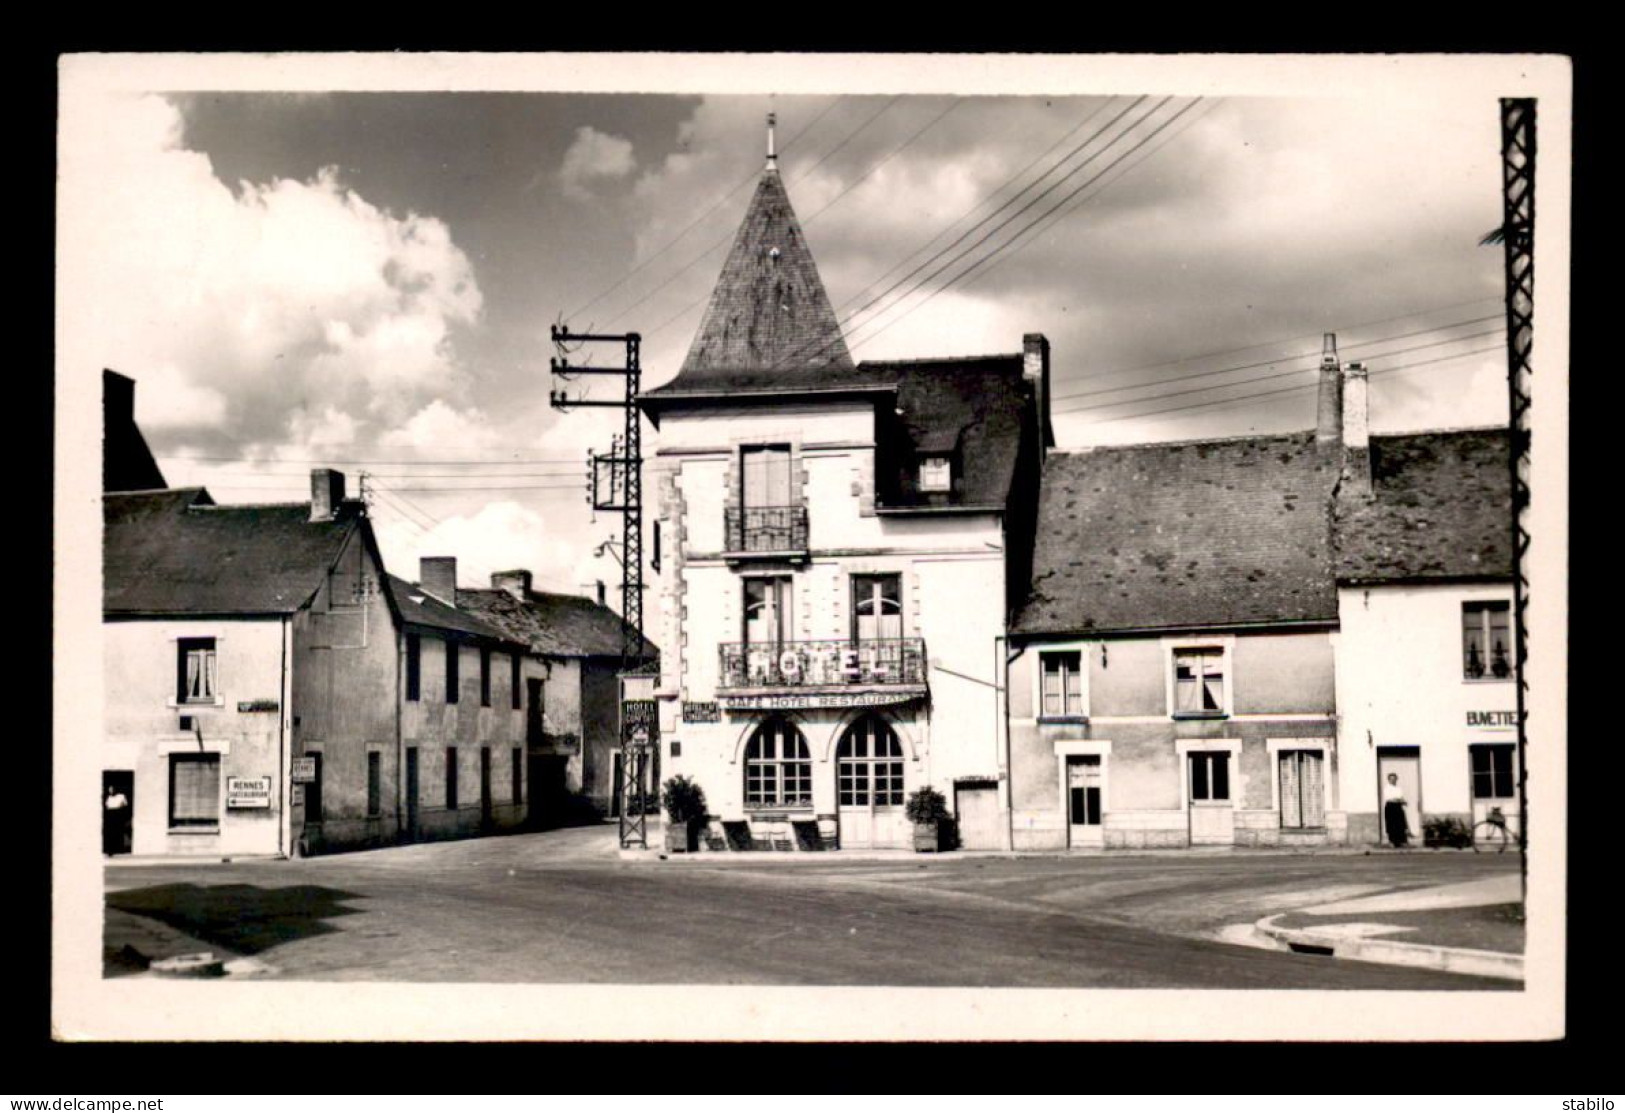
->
[[676, 163, 853, 376]]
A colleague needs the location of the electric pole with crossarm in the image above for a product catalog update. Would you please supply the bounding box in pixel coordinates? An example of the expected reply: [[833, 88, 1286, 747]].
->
[[549, 327, 655, 848]]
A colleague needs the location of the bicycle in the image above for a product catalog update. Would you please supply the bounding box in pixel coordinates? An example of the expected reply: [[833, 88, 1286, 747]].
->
[[1472, 806, 1517, 853]]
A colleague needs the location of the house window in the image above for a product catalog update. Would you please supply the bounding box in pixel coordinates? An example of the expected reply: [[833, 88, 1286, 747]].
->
[[743, 719, 812, 807], [480, 647, 492, 707], [1471, 744, 1516, 799], [1173, 647, 1226, 717], [405, 634, 421, 702], [1463, 601, 1512, 680], [445, 640, 460, 704], [743, 577, 793, 647], [168, 753, 220, 828], [742, 445, 793, 510], [367, 752, 382, 818], [511, 653, 522, 711], [1279, 750, 1325, 829], [851, 574, 902, 642], [1188, 751, 1230, 802], [1041, 650, 1085, 718], [176, 637, 218, 703], [918, 455, 952, 493], [446, 747, 459, 810], [836, 716, 905, 807]]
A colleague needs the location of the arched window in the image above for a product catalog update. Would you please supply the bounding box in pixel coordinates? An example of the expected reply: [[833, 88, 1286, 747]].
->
[[744, 719, 812, 807], [836, 716, 904, 807]]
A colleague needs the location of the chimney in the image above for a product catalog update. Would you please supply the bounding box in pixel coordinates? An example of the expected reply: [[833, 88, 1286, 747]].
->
[[1341, 361, 1372, 496], [595, 580, 607, 607], [310, 468, 346, 522], [492, 569, 532, 600], [420, 556, 457, 605], [1022, 333, 1054, 450], [1316, 333, 1343, 447]]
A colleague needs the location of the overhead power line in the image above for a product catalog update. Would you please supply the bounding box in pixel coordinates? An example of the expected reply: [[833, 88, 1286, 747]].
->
[[1070, 343, 1506, 427]]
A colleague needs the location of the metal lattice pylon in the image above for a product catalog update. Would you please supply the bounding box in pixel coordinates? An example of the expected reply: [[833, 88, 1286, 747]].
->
[[1497, 97, 1535, 892]]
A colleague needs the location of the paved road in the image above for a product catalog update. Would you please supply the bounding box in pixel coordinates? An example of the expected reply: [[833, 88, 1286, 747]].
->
[[105, 826, 1520, 989]]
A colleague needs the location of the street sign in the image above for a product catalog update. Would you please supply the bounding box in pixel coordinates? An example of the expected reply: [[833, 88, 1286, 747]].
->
[[291, 757, 317, 783], [226, 776, 272, 809]]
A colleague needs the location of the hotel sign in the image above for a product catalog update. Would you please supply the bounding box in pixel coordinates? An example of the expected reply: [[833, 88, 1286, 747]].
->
[[720, 690, 923, 712], [1467, 710, 1517, 729], [226, 776, 272, 809]]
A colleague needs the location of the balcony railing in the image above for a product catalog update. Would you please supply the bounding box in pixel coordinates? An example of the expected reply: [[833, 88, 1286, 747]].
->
[[719, 638, 927, 690], [724, 505, 808, 554]]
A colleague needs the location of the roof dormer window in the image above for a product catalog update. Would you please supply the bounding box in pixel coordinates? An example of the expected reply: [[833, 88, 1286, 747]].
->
[[918, 455, 952, 493]]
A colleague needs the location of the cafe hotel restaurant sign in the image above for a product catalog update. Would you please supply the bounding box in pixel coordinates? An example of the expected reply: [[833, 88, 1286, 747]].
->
[[719, 690, 923, 712]]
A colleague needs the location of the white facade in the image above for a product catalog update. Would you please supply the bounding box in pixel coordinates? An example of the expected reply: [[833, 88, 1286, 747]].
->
[[651, 403, 1011, 849], [1335, 581, 1520, 844]]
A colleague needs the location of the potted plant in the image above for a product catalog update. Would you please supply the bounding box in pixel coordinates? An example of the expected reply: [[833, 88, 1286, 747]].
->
[[905, 785, 951, 853], [660, 775, 708, 853]]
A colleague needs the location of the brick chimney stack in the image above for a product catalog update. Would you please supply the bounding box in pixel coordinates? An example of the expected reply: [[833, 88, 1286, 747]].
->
[[1023, 333, 1054, 450], [420, 556, 458, 605], [492, 569, 532, 600], [1316, 333, 1343, 448], [1341, 361, 1372, 496], [310, 469, 346, 522]]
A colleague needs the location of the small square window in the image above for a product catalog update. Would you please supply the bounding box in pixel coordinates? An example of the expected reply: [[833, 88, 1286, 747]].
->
[[918, 455, 952, 493]]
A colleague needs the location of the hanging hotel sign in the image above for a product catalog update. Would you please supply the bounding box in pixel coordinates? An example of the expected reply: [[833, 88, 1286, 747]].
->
[[682, 701, 721, 723], [1467, 710, 1517, 729], [721, 690, 923, 712], [226, 776, 272, 809]]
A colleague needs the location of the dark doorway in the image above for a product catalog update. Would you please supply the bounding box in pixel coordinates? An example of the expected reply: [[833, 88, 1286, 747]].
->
[[102, 770, 133, 856], [527, 753, 567, 829]]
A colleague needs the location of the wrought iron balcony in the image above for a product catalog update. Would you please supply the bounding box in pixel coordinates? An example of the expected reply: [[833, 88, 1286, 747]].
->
[[724, 505, 809, 555], [719, 638, 927, 690]]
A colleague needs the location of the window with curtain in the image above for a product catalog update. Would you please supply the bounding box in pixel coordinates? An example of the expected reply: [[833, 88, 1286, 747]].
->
[[1041, 650, 1084, 717], [1173, 647, 1226, 716], [851, 574, 902, 642], [1462, 601, 1512, 680], [176, 637, 218, 703], [743, 719, 812, 807], [168, 753, 220, 827]]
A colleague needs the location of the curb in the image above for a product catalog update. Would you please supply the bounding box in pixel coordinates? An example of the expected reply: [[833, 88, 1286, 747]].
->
[[1254, 913, 1525, 981]]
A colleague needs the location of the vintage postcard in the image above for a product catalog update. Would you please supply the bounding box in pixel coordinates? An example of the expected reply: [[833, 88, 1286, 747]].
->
[[53, 51, 1570, 1042]]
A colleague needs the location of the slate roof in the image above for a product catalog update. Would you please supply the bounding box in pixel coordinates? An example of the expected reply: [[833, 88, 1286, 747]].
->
[[1011, 433, 1340, 636], [671, 168, 852, 379], [104, 488, 367, 616], [386, 574, 522, 645], [874, 354, 1031, 510], [457, 587, 658, 661], [1332, 428, 1512, 584]]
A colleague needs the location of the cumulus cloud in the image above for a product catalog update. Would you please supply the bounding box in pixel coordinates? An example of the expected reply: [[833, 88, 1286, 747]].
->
[[370, 499, 591, 597], [558, 126, 636, 201], [61, 93, 485, 456]]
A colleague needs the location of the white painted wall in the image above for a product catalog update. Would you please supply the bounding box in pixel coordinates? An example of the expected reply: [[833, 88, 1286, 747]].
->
[[104, 617, 288, 856], [1336, 582, 1518, 824]]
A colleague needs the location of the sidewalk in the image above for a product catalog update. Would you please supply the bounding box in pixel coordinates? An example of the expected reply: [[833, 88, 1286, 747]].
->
[[1254, 873, 1525, 981], [103, 905, 271, 979]]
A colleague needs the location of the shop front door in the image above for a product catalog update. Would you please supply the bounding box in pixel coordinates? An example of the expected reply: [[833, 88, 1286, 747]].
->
[[955, 783, 1002, 850], [1377, 749, 1422, 846]]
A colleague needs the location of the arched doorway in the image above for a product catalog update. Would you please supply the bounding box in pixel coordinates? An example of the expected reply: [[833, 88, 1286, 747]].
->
[[835, 715, 906, 848], [743, 718, 813, 809]]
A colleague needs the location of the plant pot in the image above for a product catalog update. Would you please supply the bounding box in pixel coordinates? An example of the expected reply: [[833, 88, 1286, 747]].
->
[[912, 820, 940, 853], [664, 818, 700, 853]]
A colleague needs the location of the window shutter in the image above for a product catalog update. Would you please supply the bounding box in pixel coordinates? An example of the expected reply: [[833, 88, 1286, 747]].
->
[[1279, 753, 1302, 828], [171, 756, 219, 824], [1303, 752, 1325, 827]]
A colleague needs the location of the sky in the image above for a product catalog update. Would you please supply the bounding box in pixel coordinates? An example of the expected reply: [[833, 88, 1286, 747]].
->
[[61, 59, 1520, 607]]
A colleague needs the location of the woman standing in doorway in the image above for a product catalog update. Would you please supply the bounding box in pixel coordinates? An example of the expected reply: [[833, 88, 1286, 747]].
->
[[1382, 771, 1410, 848]]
